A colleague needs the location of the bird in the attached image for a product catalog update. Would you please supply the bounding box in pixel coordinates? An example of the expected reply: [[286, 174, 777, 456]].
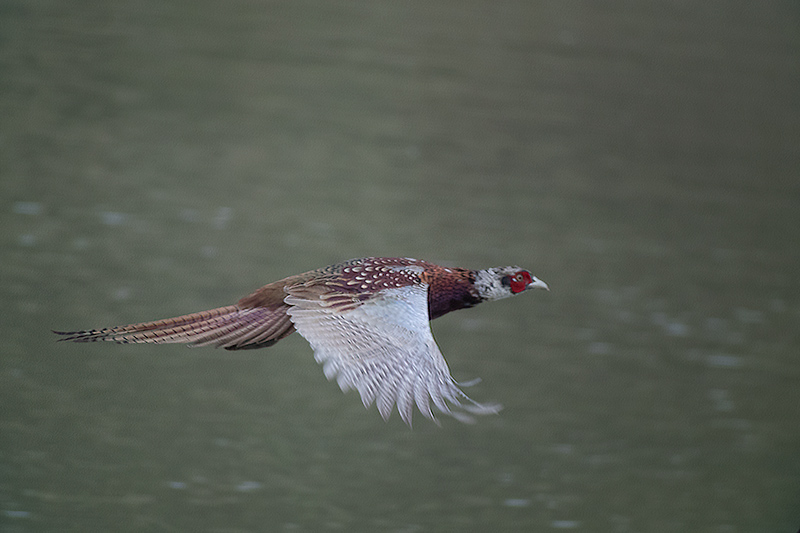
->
[[54, 257, 548, 425]]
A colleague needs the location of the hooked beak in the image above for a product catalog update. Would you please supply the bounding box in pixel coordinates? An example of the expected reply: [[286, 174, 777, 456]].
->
[[527, 276, 549, 291]]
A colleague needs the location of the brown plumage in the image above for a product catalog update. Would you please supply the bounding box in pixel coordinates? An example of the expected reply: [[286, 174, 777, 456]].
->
[[55, 257, 548, 425]]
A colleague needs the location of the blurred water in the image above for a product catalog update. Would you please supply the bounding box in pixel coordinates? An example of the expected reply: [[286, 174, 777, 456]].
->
[[2, 1, 799, 532]]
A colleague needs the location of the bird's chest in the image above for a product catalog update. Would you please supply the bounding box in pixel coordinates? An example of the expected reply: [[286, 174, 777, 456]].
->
[[427, 282, 481, 320]]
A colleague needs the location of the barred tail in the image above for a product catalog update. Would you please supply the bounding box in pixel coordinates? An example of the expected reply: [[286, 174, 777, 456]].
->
[[53, 304, 295, 350]]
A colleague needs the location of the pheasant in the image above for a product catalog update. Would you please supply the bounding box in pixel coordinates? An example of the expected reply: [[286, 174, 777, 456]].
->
[[55, 257, 548, 425]]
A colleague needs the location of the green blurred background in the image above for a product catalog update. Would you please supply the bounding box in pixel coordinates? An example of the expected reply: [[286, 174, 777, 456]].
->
[[2, 1, 799, 531]]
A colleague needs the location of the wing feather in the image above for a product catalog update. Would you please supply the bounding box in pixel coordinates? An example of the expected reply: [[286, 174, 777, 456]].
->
[[285, 283, 500, 425]]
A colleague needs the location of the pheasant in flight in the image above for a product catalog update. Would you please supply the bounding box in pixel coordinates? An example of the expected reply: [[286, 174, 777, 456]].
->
[[55, 257, 548, 425]]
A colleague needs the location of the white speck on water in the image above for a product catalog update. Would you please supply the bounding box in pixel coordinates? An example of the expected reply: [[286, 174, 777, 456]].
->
[[12, 201, 43, 215], [652, 312, 689, 337], [213, 206, 233, 230], [709, 389, 735, 412], [588, 341, 611, 355], [3, 510, 31, 519], [706, 354, 743, 368], [168, 481, 187, 489], [111, 287, 131, 301], [769, 299, 786, 313], [201, 245, 217, 258], [735, 308, 764, 324], [18, 234, 36, 246], [503, 498, 531, 508], [236, 481, 262, 492], [666, 321, 689, 337], [100, 211, 129, 226], [551, 519, 580, 528], [179, 208, 200, 223], [553, 443, 574, 454]]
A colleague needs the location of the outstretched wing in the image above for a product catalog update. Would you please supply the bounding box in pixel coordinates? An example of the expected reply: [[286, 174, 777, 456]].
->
[[285, 282, 500, 425], [53, 304, 295, 350]]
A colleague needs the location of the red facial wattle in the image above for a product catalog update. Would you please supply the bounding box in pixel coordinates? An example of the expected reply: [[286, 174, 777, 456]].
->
[[508, 270, 533, 294]]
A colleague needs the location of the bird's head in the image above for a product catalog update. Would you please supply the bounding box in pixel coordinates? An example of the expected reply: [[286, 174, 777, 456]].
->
[[474, 266, 549, 302]]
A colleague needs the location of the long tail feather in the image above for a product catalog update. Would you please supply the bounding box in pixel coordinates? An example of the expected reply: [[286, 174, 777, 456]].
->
[[53, 304, 294, 350]]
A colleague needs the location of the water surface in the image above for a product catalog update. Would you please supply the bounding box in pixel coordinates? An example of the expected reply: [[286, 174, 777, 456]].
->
[[2, 1, 799, 531]]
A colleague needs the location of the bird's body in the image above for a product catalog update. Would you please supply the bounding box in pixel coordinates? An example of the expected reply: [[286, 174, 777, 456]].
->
[[55, 257, 547, 425]]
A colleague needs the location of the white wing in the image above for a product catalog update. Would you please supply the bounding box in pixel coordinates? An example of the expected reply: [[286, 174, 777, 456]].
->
[[285, 284, 501, 425]]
